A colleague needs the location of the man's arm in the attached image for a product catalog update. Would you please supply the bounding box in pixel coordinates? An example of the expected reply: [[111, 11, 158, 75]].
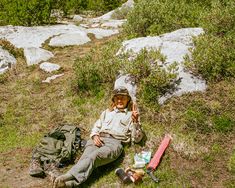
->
[[90, 110, 106, 147], [130, 103, 143, 143], [131, 121, 144, 143]]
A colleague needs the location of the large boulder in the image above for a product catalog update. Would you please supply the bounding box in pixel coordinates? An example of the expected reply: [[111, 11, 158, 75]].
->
[[117, 28, 206, 104], [49, 32, 91, 47], [24, 47, 53, 66], [73, 15, 83, 22], [86, 28, 119, 39], [0, 46, 17, 74], [0, 24, 120, 65], [101, 19, 126, 28], [39, 62, 61, 73], [114, 74, 137, 103], [0, 25, 87, 65], [91, 0, 134, 22]]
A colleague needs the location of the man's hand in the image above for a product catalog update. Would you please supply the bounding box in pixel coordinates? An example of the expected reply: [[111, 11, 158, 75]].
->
[[92, 135, 104, 147], [132, 103, 139, 123]]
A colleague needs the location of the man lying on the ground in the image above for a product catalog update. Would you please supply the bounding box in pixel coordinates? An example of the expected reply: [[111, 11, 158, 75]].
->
[[53, 86, 144, 188]]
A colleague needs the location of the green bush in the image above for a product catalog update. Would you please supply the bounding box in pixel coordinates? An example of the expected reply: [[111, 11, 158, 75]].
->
[[111, 5, 132, 20], [74, 42, 178, 109], [184, 0, 235, 82], [121, 49, 178, 109], [86, 0, 122, 13], [124, 0, 206, 37], [202, 0, 235, 37], [185, 35, 235, 82], [74, 41, 122, 94], [0, 0, 55, 26], [0, 0, 123, 26], [213, 114, 234, 133]]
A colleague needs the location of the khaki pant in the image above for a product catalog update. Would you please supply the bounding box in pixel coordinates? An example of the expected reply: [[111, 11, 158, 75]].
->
[[68, 137, 123, 185]]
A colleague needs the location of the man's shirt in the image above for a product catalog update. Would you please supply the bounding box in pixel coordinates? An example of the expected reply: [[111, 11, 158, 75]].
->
[[90, 108, 143, 143]]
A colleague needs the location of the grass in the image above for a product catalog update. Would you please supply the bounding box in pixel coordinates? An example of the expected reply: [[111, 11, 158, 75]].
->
[[0, 34, 235, 188]]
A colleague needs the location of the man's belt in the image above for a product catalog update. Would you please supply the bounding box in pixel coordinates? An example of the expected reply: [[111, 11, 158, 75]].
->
[[99, 132, 114, 138]]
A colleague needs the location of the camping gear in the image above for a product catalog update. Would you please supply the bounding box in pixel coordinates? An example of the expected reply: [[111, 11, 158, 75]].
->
[[115, 168, 132, 184], [125, 168, 145, 183], [30, 124, 82, 177], [29, 158, 45, 177], [146, 134, 171, 183], [133, 151, 151, 168]]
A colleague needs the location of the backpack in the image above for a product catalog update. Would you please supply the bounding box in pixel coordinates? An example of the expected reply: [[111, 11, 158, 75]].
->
[[32, 124, 81, 167]]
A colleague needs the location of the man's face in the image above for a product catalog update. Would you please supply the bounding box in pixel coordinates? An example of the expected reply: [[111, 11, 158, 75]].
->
[[113, 95, 130, 109]]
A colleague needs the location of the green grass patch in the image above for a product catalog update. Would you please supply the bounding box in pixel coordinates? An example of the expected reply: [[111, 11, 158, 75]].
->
[[213, 114, 234, 133], [0, 125, 42, 153]]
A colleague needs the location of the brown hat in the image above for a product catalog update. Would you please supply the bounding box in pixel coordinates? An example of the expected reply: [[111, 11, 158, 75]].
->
[[112, 86, 131, 101]]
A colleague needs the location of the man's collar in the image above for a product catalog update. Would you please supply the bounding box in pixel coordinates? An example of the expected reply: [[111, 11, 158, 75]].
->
[[114, 107, 128, 113]]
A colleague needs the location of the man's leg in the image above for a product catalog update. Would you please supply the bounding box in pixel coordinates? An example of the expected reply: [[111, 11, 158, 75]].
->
[[68, 138, 123, 184]]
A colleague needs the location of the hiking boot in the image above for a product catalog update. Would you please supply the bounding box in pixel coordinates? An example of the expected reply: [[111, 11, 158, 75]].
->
[[53, 173, 74, 188], [29, 158, 44, 177], [44, 161, 61, 183], [65, 180, 80, 188]]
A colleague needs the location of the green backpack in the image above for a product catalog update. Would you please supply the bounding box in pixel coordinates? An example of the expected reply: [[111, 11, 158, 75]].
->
[[33, 124, 81, 166]]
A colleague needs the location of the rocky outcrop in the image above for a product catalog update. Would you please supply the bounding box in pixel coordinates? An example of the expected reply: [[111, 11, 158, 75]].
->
[[24, 47, 53, 66], [0, 46, 16, 74], [0, 0, 133, 70], [88, 0, 134, 29], [0, 25, 119, 66], [39, 62, 61, 73], [117, 28, 207, 104], [86, 28, 119, 39], [49, 31, 91, 47], [91, 0, 134, 22], [73, 15, 83, 22]]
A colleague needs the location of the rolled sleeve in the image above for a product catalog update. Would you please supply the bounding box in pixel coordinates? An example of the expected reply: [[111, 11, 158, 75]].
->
[[89, 111, 105, 138], [90, 119, 101, 138], [130, 122, 143, 143]]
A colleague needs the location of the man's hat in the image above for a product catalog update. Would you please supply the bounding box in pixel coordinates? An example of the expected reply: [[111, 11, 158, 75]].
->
[[112, 86, 131, 101]]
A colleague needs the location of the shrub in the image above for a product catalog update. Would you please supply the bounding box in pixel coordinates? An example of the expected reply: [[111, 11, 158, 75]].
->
[[121, 49, 178, 109], [0, 0, 124, 26], [184, 0, 235, 82], [111, 5, 132, 20], [123, 0, 206, 37], [74, 41, 122, 94], [0, 0, 55, 26], [202, 0, 235, 37], [0, 39, 24, 58], [73, 0, 88, 14], [74, 42, 178, 110], [185, 35, 235, 82], [87, 0, 122, 13]]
